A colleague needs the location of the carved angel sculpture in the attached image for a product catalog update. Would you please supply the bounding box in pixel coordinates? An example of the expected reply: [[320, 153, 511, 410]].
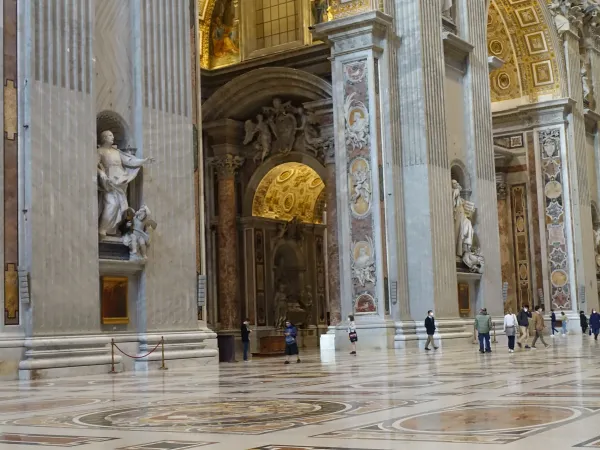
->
[[351, 167, 372, 206], [262, 98, 292, 117], [352, 237, 376, 287], [244, 114, 276, 163], [122, 205, 157, 261]]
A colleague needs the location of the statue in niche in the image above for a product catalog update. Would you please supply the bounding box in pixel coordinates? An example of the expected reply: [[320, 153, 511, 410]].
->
[[122, 205, 157, 261], [452, 179, 484, 273], [97, 130, 154, 239], [244, 114, 276, 163], [594, 227, 600, 272], [303, 286, 314, 325], [274, 284, 289, 329], [581, 57, 592, 105], [441, 0, 453, 18], [299, 111, 333, 159]]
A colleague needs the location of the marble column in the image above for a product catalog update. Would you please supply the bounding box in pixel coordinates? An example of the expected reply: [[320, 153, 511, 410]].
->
[[314, 11, 398, 348], [211, 154, 244, 331], [461, 0, 503, 316], [394, 0, 457, 318], [324, 153, 341, 326]]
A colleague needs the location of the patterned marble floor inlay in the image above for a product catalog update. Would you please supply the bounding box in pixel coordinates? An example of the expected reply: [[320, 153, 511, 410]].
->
[[0, 432, 116, 447], [116, 440, 215, 450], [1, 338, 600, 449]]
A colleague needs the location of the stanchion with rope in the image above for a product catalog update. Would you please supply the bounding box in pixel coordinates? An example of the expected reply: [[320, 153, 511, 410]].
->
[[472, 324, 478, 345], [492, 321, 498, 344], [109, 337, 167, 373]]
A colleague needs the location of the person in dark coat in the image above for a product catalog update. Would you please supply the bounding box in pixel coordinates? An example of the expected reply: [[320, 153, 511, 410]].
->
[[241, 318, 252, 362], [580, 311, 589, 335], [551, 309, 559, 336], [590, 309, 600, 340], [424, 310, 438, 351]]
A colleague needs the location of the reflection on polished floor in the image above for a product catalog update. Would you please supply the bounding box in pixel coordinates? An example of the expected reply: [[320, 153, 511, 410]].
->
[[2, 337, 600, 449]]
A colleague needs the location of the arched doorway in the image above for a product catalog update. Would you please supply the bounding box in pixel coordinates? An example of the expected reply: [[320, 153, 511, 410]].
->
[[241, 161, 328, 350]]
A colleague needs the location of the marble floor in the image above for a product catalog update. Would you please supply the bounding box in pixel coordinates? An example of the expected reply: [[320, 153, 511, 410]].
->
[[1, 336, 600, 449]]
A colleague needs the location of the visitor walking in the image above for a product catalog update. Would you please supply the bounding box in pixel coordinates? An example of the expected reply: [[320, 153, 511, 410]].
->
[[475, 308, 492, 354], [284, 320, 301, 364], [504, 308, 518, 353], [580, 310, 589, 335], [347, 315, 358, 355], [241, 318, 252, 362], [424, 310, 438, 351], [560, 310, 569, 336], [517, 305, 532, 349], [531, 305, 550, 349], [590, 309, 600, 340], [551, 309, 559, 336]]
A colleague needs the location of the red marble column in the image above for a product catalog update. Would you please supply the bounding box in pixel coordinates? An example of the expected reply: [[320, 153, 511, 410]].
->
[[325, 157, 341, 326], [212, 155, 244, 331]]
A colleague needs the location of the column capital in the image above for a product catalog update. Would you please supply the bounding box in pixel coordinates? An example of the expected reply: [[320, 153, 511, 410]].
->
[[209, 154, 245, 179], [312, 10, 393, 57]]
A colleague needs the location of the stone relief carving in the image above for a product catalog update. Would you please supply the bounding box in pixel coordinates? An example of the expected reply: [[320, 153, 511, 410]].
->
[[344, 92, 369, 150], [122, 205, 157, 261], [97, 130, 154, 239], [244, 98, 332, 163], [273, 284, 288, 329], [581, 56, 592, 105], [452, 179, 484, 273], [351, 236, 376, 287], [349, 157, 372, 218]]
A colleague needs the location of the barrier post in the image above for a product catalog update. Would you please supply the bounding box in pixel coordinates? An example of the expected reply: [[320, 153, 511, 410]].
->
[[109, 339, 116, 374], [492, 321, 498, 343], [159, 336, 168, 370], [472, 324, 477, 344]]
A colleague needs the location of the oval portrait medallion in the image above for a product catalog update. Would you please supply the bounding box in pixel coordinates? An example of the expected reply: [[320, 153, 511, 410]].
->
[[544, 180, 563, 199]]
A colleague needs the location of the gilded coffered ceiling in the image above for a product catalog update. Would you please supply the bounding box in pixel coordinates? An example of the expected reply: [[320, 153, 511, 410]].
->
[[252, 162, 325, 224], [488, 0, 561, 104]]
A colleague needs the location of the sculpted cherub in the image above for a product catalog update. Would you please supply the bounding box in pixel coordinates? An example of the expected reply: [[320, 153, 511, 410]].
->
[[122, 205, 158, 261]]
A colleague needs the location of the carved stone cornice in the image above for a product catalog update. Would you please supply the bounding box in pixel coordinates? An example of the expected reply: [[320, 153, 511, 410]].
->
[[496, 173, 507, 200], [209, 154, 245, 179], [549, 0, 585, 34]]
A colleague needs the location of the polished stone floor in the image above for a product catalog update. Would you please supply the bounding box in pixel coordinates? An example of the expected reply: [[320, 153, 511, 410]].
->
[[1, 335, 600, 449]]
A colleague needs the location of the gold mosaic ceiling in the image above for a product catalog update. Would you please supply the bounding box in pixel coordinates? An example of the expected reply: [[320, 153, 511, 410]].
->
[[252, 162, 325, 224], [488, 0, 561, 103]]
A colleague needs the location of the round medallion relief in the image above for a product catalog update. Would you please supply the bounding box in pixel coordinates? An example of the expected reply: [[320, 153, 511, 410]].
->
[[489, 40, 504, 55], [544, 180, 563, 199], [395, 405, 577, 433], [551, 269, 568, 287], [497, 72, 511, 90], [516, 216, 526, 233]]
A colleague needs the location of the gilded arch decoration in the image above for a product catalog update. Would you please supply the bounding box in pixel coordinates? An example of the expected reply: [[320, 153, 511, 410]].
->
[[488, 0, 563, 104]]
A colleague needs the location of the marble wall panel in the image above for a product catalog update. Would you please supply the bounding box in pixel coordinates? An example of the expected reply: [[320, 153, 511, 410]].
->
[[527, 131, 544, 304], [444, 68, 466, 166], [511, 184, 533, 310]]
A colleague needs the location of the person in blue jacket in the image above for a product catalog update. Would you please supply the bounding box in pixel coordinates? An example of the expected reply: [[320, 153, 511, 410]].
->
[[590, 309, 600, 341], [284, 320, 301, 364]]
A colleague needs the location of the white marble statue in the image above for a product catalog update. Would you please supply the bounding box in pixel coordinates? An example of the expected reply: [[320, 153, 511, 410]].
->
[[463, 247, 485, 274], [351, 166, 372, 206], [452, 179, 475, 258], [97, 131, 154, 238], [122, 205, 157, 261], [582, 61, 591, 104], [594, 228, 600, 272], [352, 237, 376, 287]]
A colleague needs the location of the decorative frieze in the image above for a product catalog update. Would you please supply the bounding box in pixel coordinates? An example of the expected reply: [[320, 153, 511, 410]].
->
[[209, 154, 245, 179]]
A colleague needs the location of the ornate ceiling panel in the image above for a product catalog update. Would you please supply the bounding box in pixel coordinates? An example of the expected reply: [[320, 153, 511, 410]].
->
[[489, 0, 561, 103], [252, 162, 325, 224]]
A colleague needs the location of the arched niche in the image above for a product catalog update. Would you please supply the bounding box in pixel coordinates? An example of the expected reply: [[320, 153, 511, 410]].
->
[[243, 151, 326, 219], [96, 110, 130, 148], [450, 159, 471, 200]]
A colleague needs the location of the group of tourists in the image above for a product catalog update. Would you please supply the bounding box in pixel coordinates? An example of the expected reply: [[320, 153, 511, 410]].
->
[[577, 309, 600, 340]]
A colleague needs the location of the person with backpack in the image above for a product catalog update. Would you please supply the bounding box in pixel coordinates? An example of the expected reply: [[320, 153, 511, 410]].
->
[[517, 305, 532, 349], [475, 308, 492, 354], [580, 310, 589, 335], [503, 308, 518, 353], [347, 315, 358, 355], [284, 320, 301, 364]]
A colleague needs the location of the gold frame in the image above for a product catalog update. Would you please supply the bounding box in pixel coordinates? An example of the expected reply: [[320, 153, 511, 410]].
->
[[101, 276, 129, 325]]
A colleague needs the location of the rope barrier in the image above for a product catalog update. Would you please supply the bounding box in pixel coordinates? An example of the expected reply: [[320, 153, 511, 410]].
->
[[109, 336, 168, 373]]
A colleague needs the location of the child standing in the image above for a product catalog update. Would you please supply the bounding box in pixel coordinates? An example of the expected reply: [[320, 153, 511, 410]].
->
[[348, 315, 357, 355], [284, 321, 301, 364], [561, 310, 568, 336]]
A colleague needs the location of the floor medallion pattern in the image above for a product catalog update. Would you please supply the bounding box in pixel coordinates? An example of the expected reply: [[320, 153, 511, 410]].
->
[[8, 399, 408, 435], [116, 440, 215, 450], [317, 401, 600, 444]]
